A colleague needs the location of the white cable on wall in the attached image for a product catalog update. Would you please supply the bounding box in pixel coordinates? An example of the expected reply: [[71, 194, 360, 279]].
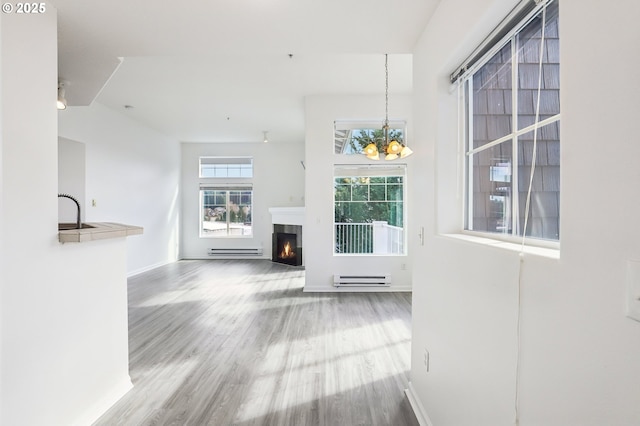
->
[[514, 3, 548, 425], [457, 81, 464, 200]]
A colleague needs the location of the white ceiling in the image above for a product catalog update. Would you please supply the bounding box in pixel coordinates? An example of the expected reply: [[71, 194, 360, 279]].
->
[[51, 0, 440, 143]]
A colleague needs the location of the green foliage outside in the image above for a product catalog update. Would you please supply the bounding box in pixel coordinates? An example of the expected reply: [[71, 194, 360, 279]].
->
[[334, 176, 404, 226], [346, 128, 404, 154]]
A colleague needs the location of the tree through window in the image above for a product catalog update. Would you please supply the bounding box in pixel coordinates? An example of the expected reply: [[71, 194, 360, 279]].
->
[[334, 165, 406, 254]]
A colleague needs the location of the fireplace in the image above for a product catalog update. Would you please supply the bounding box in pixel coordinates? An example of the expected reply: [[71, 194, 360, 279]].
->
[[272, 224, 302, 266]]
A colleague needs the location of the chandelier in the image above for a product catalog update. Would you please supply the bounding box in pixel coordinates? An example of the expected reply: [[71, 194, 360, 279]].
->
[[364, 54, 413, 161]]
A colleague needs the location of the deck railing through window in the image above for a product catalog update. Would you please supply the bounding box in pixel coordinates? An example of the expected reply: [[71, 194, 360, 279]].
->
[[335, 222, 404, 254], [335, 223, 373, 253]]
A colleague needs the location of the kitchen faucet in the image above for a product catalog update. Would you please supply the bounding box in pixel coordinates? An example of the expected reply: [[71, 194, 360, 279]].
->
[[58, 193, 81, 229]]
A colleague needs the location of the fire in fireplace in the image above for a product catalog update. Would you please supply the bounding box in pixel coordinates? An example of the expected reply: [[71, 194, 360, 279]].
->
[[280, 240, 295, 259], [272, 228, 302, 266]]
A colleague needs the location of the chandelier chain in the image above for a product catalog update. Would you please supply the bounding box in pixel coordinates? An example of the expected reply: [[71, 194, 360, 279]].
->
[[362, 53, 413, 160], [385, 54, 389, 127]]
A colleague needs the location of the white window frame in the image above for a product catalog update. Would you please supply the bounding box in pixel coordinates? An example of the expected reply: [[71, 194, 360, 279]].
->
[[198, 156, 254, 238], [199, 156, 253, 178], [199, 186, 253, 238], [333, 164, 407, 256], [458, 0, 560, 246]]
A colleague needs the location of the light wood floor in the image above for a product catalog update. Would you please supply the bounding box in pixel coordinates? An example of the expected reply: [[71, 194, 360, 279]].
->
[[93, 259, 418, 426]]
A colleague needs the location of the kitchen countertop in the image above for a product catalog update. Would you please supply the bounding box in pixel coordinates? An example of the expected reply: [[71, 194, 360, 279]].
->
[[58, 222, 143, 243]]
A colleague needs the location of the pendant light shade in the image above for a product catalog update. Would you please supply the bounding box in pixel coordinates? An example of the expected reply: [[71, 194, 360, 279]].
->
[[400, 146, 413, 158], [364, 143, 380, 160]]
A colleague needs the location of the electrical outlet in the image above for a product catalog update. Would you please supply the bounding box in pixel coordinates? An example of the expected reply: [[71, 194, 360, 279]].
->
[[401, 263, 406, 270], [91, 199, 97, 207]]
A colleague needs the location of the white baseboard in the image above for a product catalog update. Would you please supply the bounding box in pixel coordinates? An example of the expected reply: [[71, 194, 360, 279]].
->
[[303, 285, 412, 293], [70, 375, 133, 426], [127, 259, 175, 277], [205, 256, 270, 260], [180, 255, 270, 261], [405, 382, 433, 426]]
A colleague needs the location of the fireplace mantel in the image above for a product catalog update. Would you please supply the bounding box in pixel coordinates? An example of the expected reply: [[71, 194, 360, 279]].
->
[[268, 207, 305, 226]]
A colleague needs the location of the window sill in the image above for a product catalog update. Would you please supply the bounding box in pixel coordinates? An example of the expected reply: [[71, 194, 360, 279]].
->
[[334, 253, 407, 257], [440, 233, 560, 260], [199, 235, 253, 239]]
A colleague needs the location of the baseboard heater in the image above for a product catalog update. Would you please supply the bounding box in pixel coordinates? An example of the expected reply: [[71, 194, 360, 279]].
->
[[208, 248, 263, 256], [333, 274, 391, 287]]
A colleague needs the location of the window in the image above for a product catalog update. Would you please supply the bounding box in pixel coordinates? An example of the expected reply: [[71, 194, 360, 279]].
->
[[334, 165, 406, 255], [459, 0, 560, 241], [334, 120, 406, 155], [200, 188, 252, 237], [199, 156, 253, 237], [199, 156, 253, 178]]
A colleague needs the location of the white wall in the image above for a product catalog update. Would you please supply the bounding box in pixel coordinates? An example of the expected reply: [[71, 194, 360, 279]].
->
[[304, 94, 414, 291], [1, 5, 132, 425], [58, 137, 86, 223], [410, 0, 640, 425], [58, 102, 181, 275], [0, 11, 4, 423], [181, 141, 305, 259]]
